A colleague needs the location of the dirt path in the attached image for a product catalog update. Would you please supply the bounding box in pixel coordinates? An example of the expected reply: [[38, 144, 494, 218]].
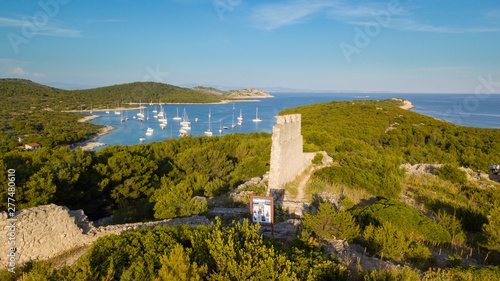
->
[[283, 164, 326, 217]]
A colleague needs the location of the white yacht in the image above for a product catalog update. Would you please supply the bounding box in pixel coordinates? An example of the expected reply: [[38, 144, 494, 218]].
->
[[252, 108, 262, 122], [205, 108, 213, 136], [173, 107, 182, 120], [237, 109, 243, 121]]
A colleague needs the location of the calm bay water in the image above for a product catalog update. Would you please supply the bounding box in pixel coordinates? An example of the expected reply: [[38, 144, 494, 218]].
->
[[85, 93, 500, 150]]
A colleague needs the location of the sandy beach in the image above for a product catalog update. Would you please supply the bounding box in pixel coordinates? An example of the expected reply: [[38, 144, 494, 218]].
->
[[66, 106, 145, 113], [73, 125, 115, 151], [131, 98, 265, 105], [392, 98, 416, 110], [77, 115, 101, 123]]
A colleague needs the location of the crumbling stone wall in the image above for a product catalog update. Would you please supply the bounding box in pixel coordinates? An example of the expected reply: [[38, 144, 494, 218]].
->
[[269, 114, 305, 189], [0, 204, 209, 268]]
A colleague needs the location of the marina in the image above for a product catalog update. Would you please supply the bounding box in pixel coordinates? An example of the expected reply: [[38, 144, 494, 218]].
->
[[80, 93, 500, 150]]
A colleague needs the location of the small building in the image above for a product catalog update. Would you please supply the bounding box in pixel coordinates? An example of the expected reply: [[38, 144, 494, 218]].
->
[[18, 133, 41, 143], [25, 143, 41, 151]]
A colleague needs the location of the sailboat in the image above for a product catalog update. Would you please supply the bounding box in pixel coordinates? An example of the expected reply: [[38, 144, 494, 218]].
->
[[231, 112, 236, 128], [205, 108, 213, 136], [146, 127, 154, 136], [106, 106, 109, 114], [158, 104, 167, 123], [152, 104, 158, 114], [149, 99, 153, 106], [173, 107, 182, 120], [90, 104, 93, 115], [180, 108, 191, 127], [115, 102, 121, 115], [237, 109, 243, 121], [218, 118, 223, 134], [139, 137, 145, 142], [252, 107, 262, 122], [146, 108, 150, 120], [120, 111, 125, 123], [137, 100, 145, 120], [125, 111, 129, 121]]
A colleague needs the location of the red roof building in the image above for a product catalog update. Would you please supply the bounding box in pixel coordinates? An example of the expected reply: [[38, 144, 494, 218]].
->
[[25, 143, 41, 151]]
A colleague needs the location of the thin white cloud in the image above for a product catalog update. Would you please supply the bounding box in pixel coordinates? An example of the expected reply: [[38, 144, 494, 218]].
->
[[33, 73, 46, 78], [0, 16, 81, 37], [250, 1, 500, 34], [390, 19, 500, 34], [251, 0, 335, 30], [11, 67, 27, 76]]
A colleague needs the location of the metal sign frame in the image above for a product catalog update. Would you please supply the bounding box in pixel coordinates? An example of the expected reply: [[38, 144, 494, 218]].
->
[[250, 195, 274, 237]]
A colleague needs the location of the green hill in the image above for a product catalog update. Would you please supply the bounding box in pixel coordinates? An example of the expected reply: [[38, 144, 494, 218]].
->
[[281, 99, 500, 172], [0, 80, 236, 152], [0, 80, 232, 112]]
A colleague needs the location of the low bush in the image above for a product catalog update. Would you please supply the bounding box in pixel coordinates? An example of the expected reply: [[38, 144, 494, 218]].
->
[[436, 164, 468, 184], [353, 198, 451, 244], [303, 202, 360, 243], [364, 221, 408, 261], [312, 153, 324, 165]]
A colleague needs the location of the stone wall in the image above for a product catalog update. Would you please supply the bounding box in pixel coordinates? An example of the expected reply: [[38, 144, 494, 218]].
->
[[0, 204, 209, 268], [268, 114, 305, 189]]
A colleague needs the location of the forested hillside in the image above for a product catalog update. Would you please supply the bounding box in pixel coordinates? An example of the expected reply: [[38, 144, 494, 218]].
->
[[0, 133, 271, 221], [281, 99, 500, 198], [0, 79, 234, 152]]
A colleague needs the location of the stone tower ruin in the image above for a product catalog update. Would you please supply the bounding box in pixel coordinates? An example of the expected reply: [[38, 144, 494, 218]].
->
[[268, 114, 305, 190]]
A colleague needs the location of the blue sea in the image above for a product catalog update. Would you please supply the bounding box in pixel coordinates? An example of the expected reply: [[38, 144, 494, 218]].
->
[[84, 93, 500, 150]]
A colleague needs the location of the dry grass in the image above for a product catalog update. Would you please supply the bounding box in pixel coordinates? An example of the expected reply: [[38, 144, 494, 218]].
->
[[285, 175, 301, 199], [304, 178, 372, 206]]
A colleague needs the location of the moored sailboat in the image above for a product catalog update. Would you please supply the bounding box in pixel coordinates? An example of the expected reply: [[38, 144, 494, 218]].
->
[[252, 107, 262, 122]]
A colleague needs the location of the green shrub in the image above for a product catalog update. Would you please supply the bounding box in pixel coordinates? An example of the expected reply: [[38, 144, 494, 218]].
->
[[303, 202, 360, 242], [446, 254, 462, 268], [436, 164, 468, 184], [436, 210, 466, 248], [313, 155, 403, 198], [483, 207, 500, 251], [406, 242, 433, 266], [353, 199, 451, 244], [364, 221, 409, 261], [338, 196, 355, 210], [306, 260, 348, 281], [152, 177, 208, 219], [312, 153, 324, 165]]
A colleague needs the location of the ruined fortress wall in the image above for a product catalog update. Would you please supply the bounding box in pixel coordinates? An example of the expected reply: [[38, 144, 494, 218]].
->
[[269, 114, 305, 189], [0, 204, 209, 268]]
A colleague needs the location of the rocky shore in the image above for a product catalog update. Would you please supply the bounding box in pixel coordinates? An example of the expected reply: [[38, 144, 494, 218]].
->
[[73, 125, 115, 151]]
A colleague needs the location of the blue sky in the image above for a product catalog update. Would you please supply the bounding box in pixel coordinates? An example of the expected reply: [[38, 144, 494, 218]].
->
[[0, 0, 499, 93]]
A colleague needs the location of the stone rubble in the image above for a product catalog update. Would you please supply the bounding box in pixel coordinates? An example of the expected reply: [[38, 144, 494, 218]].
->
[[0, 204, 209, 269]]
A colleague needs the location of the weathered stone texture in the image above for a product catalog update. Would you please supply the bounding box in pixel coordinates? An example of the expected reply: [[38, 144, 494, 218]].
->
[[269, 114, 305, 190], [0, 204, 209, 268]]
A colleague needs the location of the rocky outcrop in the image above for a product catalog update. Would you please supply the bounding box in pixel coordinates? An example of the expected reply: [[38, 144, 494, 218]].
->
[[226, 88, 274, 98], [0, 204, 210, 269], [191, 86, 274, 98]]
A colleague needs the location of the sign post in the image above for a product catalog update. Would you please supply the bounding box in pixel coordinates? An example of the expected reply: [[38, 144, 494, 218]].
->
[[250, 195, 274, 237]]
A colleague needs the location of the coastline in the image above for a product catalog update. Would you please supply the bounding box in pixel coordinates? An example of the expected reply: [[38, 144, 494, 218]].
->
[[395, 98, 453, 124], [131, 98, 267, 105], [73, 125, 115, 151], [66, 106, 145, 113], [393, 98, 416, 110]]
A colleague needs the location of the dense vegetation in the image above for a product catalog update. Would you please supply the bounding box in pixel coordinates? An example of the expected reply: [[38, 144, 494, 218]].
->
[[0, 79, 228, 111], [281, 99, 500, 198], [0, 133, 271, 220], [2, 90, 500, 279]]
